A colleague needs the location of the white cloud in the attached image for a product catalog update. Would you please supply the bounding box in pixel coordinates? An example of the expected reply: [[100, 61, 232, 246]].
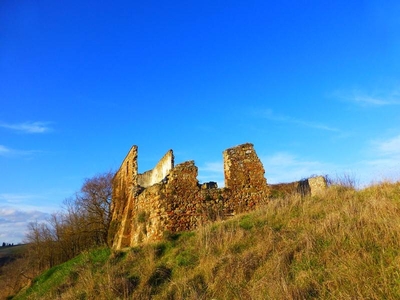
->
[[0, 193, 61, 212], [361, 134, 400, 182], [258, 109, 339, 132], [198, 161, 224, 187], [353, 95, 394, 106], [335, 88, 400, 107], [0, 192, 63, 244], [0, 145, 11, 156], [377, 134, 400, 156], [0, 145, 38, 157], [261, 152, 333, 184], [0, 193, 39, 204], [0, 207, 50, 244], [0, 207, 49, 221], [0, 121, 52, 133]]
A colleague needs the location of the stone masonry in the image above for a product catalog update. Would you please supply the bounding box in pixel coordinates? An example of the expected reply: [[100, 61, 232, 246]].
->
[[109, 143, 271, 249], [269, 176, 327, 198], [109, 143, 327, 249]]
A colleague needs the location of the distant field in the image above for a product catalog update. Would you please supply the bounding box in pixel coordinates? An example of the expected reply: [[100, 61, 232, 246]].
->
[[0, 244, 26, 267]]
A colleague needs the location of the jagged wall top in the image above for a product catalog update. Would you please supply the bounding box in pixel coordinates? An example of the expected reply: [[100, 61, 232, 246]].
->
[[137, 150, 174, 187], [223, 143, 267, 189], [109, 142, 327, 249], [110, 143, 271, 249]]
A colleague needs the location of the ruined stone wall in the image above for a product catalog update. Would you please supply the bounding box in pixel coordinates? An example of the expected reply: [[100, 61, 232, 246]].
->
[[109, 146, 139, 248], [112, 160, 227, 248], [269, 176, 327, 198], [137, 150, 174, 188], [110, 143, 326, 250], [128, 183, 166, 245], [110, 143, 271, 249], [308, 176, 328, 196], [223, 143, 270, 212]]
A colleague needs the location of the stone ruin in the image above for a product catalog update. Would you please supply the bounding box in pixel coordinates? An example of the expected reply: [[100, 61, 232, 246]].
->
[[269, 176, 328, 199], [109, 143, 327, 249]]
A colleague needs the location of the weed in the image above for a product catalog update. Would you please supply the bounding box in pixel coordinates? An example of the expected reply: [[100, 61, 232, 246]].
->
[[137, 210, 149, 223]]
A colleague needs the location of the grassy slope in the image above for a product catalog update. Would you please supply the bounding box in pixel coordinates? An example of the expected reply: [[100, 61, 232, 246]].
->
[[0, 245, 26, 266], [13, 182, 400, 299], [0, 245, 26, 256]]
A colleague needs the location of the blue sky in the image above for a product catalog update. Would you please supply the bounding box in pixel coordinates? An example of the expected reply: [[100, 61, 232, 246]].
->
[[1, 0, 400, 243]]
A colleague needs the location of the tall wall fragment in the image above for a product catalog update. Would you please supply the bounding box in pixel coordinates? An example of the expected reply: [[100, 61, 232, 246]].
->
[[109, 148, 173, 249], [223, 143, 270, 211], [109, 146, 138, 248]]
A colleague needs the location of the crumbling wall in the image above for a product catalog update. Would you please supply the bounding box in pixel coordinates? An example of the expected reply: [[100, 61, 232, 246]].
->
[[113, 160, 228, 248], [223, 143, 270, 212], [162, 161, 203, 232], [129, 183, 166, 245], [110, 143, 326, 250], [110, 143, 271, 249], [269, 176, 327, 198], [137, 150, 174, 187], [109, 146, 139, 249], [308, 176, 328, 196]]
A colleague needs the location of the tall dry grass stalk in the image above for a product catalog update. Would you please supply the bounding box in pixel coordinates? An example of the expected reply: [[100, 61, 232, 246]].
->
[[13, 181, 400, 300]]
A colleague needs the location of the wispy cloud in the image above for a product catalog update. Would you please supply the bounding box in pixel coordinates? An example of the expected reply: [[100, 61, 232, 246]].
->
[[334, 88, 400, 107], [0, 144, 39, 157], [0, 193, 39, 204], [0, 145, 11, 156], [358, 134, 400, 184], [198, 161, 224, 187], [261, 152, 331, 184], [0, 121, 52, 133], [258, 109, 339, 132], [0, 192, 62, 212], [259, 134, 400, 187], [376, 134, 400, 156], [369, 134, 400, 166]]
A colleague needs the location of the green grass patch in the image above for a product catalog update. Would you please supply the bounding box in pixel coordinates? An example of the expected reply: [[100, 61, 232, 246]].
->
[[89, 247, 111, 264], [175, 250, 198, 267], [14, 254, 85, 299], [239, 215, 254, 230]]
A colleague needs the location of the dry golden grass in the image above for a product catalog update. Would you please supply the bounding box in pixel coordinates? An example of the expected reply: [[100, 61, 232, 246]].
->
[[13, 180, 400, 300]]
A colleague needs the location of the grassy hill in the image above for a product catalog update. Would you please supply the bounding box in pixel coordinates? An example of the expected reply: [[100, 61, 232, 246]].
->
[[0, 245, 26, 268], [10, 181, 400, 299]]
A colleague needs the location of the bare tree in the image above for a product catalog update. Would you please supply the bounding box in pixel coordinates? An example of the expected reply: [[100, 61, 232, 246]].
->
[[75, 171, 113, 246], [22, 171, 114, 279]]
